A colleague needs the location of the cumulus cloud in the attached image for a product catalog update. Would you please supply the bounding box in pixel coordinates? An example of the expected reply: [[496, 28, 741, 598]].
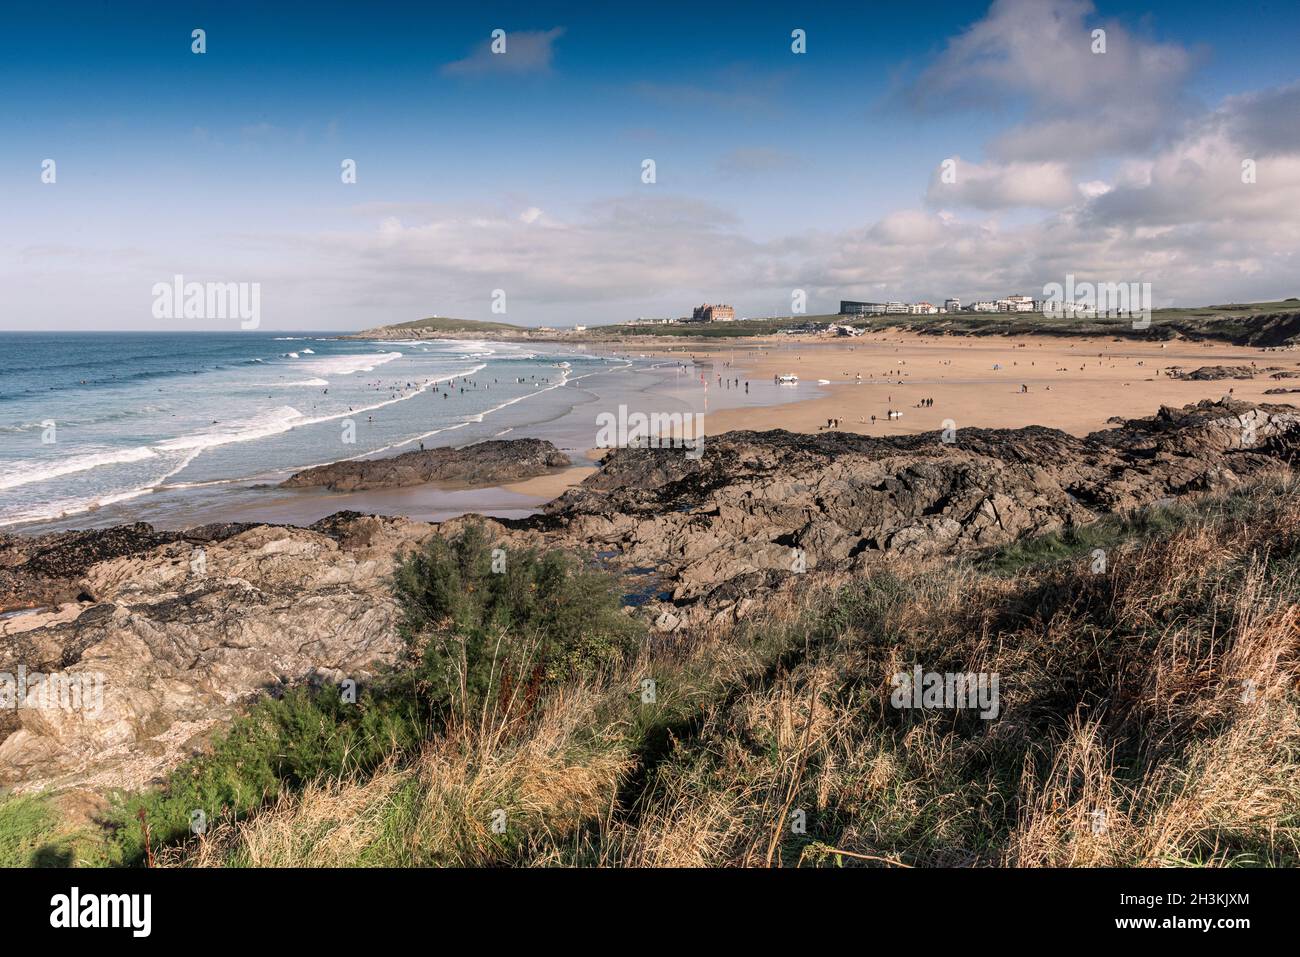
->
[[298, 195, 762, 313], [1084, 125, 1300, 228], [1209, 81, 1300, 156], [925, 157, 1080, 209], [908, 0, 1197, 162]]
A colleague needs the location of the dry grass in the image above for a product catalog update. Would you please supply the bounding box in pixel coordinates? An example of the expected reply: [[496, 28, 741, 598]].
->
[[167, 681, 631, 867], [167, 478, 1300, 867]]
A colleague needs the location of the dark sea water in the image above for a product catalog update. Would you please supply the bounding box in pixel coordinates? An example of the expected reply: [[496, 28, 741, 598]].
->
[[0, 332, 813, 532]]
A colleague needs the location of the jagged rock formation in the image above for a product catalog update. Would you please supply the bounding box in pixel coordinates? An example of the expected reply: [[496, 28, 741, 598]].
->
[[1165, 364, 1300, 381], [280, 438, 570, 491], [0, 522, 256, 614], [526, 399, 1300, 627], [1167, 365, 1259, 380], [1205, 311, 1300, 347], [2, 399, 1299, 793], [0, 517, 428, 791]]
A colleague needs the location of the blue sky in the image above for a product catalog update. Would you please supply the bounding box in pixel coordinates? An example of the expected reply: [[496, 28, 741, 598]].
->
[[2, 0, 1298, 330]]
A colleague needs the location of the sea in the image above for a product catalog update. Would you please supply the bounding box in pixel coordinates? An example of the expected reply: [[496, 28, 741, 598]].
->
[[0, 332, 814, 533]]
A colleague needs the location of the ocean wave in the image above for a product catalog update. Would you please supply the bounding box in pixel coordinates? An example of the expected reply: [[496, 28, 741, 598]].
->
[[157, 405, 306, 453], [0, 446, 159, 491], [0, 485, 156, 528], [0, 405, 167, 433], [304, 352, 403, 376]]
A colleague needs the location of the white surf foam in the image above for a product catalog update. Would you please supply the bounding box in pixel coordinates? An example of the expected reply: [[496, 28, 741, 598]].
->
[[0, 446, 159, 492], [304, 352, 403, 376]]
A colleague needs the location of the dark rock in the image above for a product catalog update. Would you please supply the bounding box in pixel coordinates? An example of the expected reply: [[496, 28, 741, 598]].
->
[[1167, 365, 1256, 380], [280, 438, 571, 491]]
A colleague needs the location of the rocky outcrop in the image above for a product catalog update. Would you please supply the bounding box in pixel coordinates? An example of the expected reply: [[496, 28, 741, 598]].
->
[[0, 523, 259, 614], [1167, 365, 1258, 380], [3, 399, 1299, 793], [1165, 364, 1300, 381], [519, 399, 1300, 629], [280, 439, 570, 491], [0, 516, 431, 792]]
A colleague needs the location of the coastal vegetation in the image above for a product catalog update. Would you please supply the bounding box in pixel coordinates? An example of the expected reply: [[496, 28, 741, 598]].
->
[[9, 477, 1293, 867], [594, 299, 1300, 344], [348, 298, 1300, 347]]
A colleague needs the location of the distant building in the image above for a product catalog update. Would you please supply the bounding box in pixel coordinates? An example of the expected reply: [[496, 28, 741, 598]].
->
[[691, 303, 735, 322], [971, 301, 999, 313], [840, 300, 887, 315], [944, 298, 961, 313], [999, 295, 1037, 313]]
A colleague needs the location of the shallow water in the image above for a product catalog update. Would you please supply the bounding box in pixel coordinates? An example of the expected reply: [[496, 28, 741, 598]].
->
[[0, 333, 817, 532]]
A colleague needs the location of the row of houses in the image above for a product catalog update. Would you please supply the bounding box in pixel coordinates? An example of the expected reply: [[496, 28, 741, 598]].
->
[[624, 294, 1046, 329], [839, 295, 1043, 316]]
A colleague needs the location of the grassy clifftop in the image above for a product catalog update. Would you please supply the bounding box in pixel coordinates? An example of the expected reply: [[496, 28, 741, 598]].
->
[[595, 299, 1300, 344], [349, 316, 528, 338]]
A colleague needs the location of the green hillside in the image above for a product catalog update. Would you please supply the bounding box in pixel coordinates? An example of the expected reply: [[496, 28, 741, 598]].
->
[[379, 316, 527, 334]]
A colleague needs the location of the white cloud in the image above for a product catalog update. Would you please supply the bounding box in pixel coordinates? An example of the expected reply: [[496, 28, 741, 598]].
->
[[908, 0, 1196, 162], [441, 28, 565, 77], [926, 157, 1080, 209]]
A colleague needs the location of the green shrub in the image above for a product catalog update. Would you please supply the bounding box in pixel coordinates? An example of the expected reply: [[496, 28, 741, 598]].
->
[[111, 681, 422, 863], [393, 522, 642, 714], [106, 522, 639, 864]]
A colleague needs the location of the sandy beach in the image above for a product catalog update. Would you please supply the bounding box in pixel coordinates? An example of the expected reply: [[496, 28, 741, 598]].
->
[[323, 331, 1300, 514], [22, 330, 1295, 533], [606, 331, 1300, 439]]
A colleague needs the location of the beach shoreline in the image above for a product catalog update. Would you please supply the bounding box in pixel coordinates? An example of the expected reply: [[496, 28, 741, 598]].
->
[[7, 329, 1296, 536], [0, 336, 804, 535]]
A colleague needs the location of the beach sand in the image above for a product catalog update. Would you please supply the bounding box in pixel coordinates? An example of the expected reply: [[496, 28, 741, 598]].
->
[[407, 331, 1300, 511], [53, 331, 1294, 531], [501, 465, 600, 498], [611, 330, 1298, 439]]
